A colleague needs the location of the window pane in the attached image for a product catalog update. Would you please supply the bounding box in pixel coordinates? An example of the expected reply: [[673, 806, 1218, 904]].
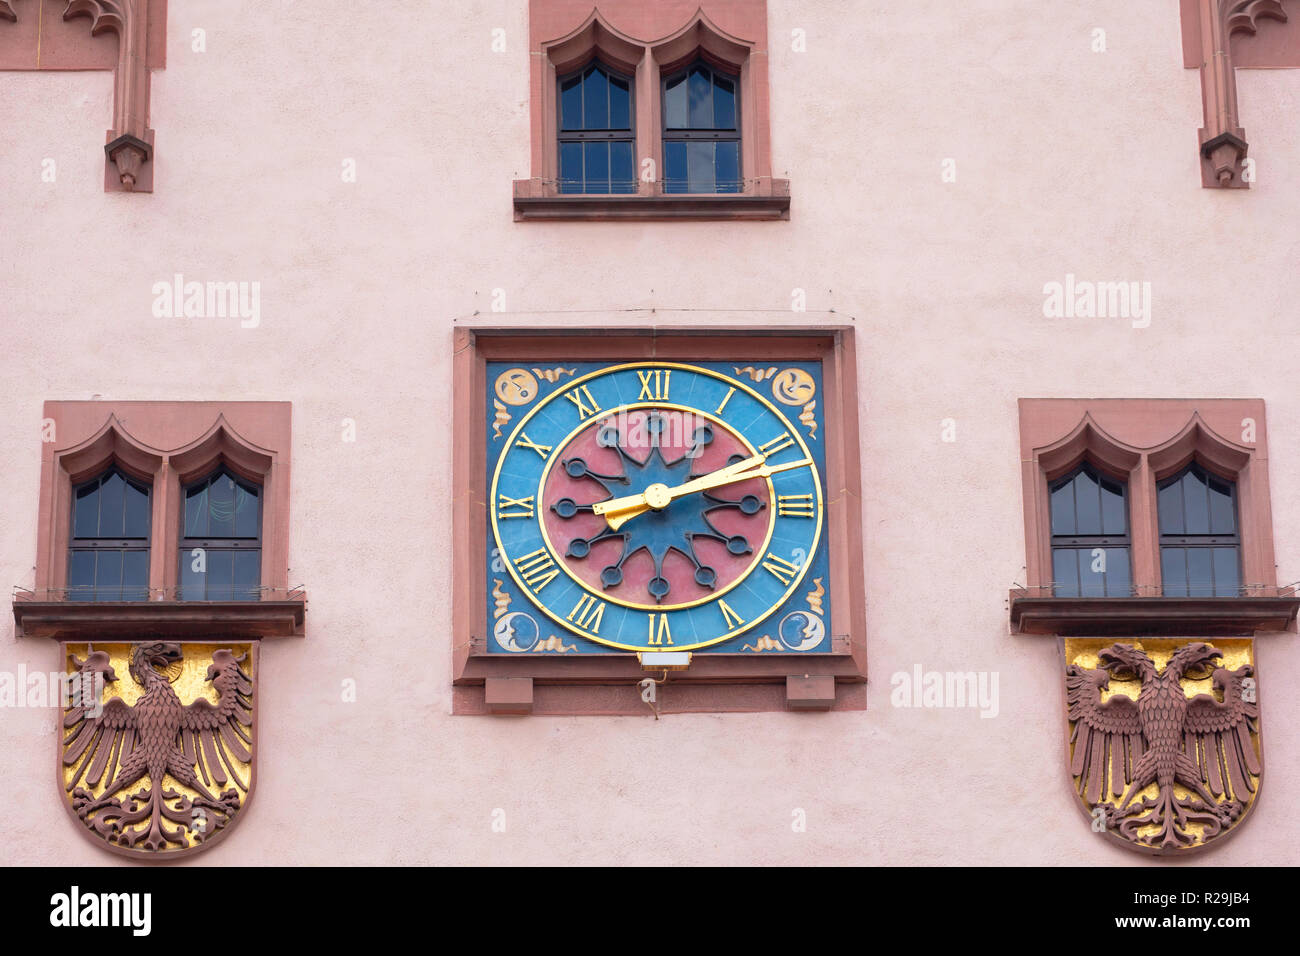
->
[[1100, 477, 1125, 535], [208, 550, 234, 600], [1208, 479, 1235, 534], [1078, 548, 1106, 597], [1158, 479, 1183, 534], [665, 75, 688, 129], [235, 551, 261, 601], [1183, 470, 1210, 534], [583, 66, 608, 130], [122, 550, 149, 601], [1162, 547, 1188, 597], [181, 549, 204, 600], [688, 66, 712, 128], [559, 142, 583, 193], [208, 473, 236, 538], [609, 74, 630, 129], [68, 550, 95, 599], [584, 141, 610, 193], [611, 141, 635, 193], [1073, 468, 1100, 534], [1186, 548, 1214, 597], [98, 472, 125, 538], [687, 141, 715, 193], [664, 141, 687, 193], [714, 74, 736, 129], [716, 141, 740, 193], [124, 480, 149, 538], [560, 75, 582, 130], [73, 482, 100, 538], [1213, 547, 1239, 597], [95, 550, 122, 601], [234, 481, 260, 538], [1049, 480, 1075, 535], [184, 482, 207, 536], [1104, 547, 1131, 597], [1052, 548, 1079, 597]]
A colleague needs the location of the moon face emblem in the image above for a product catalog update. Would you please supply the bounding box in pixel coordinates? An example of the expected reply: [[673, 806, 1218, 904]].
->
[[778, 611, 825, 651], [771, 368, 816, 407], [495, 368, 540, 407], [494, 612, 540, 652]]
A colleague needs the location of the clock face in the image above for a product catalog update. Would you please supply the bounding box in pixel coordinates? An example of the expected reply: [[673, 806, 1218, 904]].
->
[[487, 361, 829, 653]]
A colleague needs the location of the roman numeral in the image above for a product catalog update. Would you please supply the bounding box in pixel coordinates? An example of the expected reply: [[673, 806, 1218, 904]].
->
[[515, 432, 552, 459], [761, 552, 802, 587], [564, 385, 602, 420], [714, 387, 735, 416], [637, 369, 671, 401], [647, 613, 673, 646], [497, 494, 535, 519], [777, 494, 816, 518], [718, 599, 746, 630], [758, 432, 795, 458], [566, 594, 606, 634], [513, 548, 559, 594]]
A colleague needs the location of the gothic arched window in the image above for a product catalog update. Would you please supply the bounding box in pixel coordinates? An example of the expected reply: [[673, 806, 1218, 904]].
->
[[179, 468, 262, 600], [662, 61, 741, 194], [558, 61, 636, 194], [68, 467, 151, 601], [1049, 462, 1131, 597], [1158, 462, 1240, 597]]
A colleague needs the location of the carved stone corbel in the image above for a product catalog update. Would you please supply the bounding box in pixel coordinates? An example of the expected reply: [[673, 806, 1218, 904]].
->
[[62, 0, 156, 192], [1195, 0, 1289, 188]]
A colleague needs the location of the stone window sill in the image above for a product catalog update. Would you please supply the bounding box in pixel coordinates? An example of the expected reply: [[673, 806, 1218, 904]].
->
[[13, 595, 306, 640], [1008, 593, 1300, 636], [512, 182, 790, 221]]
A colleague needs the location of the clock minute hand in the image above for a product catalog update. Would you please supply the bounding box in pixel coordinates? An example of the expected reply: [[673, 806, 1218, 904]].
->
[[668, 456, 813, 499], [592, 455, 763, 529], [593, 455, 813, 531]]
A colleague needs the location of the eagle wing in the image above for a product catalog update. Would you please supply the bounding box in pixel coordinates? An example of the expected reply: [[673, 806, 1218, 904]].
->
[[63, 651, 137, 794], [178, 649, 254, 794], [1184, 664, 1260, 802], [1066, 665, 1143, 804]]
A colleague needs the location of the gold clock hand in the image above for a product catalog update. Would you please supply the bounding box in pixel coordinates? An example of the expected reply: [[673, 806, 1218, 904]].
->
[[592, 455, 813, 531], [593, 455, 762, 522], [669, 456, 812, 498]]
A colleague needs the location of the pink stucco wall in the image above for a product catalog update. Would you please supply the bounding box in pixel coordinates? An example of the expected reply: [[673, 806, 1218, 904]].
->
[[2, 0, 1299, 864]]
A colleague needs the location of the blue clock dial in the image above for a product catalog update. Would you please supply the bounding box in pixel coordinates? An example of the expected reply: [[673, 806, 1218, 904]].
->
[[487, 362, 829, 653]]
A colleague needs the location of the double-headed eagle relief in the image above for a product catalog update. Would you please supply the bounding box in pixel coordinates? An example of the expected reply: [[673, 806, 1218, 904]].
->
[[1065, 640, 1260, 854], [60, 642, 256, 857]]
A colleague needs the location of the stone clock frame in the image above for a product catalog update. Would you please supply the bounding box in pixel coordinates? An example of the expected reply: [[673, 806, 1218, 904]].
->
[[451, 326, 868, 716]]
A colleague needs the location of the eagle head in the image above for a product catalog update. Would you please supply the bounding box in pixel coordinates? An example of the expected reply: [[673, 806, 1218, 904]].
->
[[1097, 643, 1156, 681], [129, 641, 183, 684], [1169, 641, 1222, 680]]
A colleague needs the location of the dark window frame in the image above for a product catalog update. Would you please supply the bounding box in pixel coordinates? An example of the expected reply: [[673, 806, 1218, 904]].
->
[[556, 59, 637, 195], [661, 58, 742, 194], [1048, 460, 1132, 597], [67, 466, 151, 601], [178, 466, 263, 601], [1157, 460, 1242, 597]]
